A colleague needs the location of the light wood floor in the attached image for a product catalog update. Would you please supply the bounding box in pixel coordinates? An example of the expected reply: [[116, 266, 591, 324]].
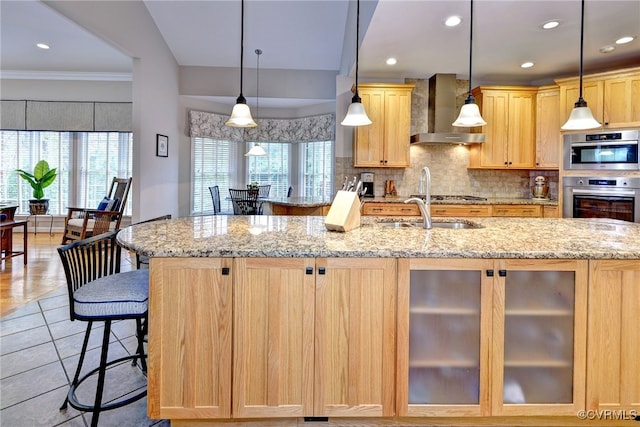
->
[[1, 232, 135, 318]]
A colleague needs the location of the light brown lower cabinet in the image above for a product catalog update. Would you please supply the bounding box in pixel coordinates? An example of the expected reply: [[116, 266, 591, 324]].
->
[[397, 258, 588, 417], [587, 260, 640, 412], [148, 256, 638, 425], [149, 257, 396, 420], [431, 204, 491, 217], [492, 204, 542, 217]]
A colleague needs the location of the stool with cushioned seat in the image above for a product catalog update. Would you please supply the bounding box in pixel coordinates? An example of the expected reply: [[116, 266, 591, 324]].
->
[[57, 230, 148, 427]]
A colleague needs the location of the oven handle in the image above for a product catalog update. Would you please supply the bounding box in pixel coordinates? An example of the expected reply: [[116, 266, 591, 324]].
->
[[571, 140, 638, 147], [572, 188, 636, 197]]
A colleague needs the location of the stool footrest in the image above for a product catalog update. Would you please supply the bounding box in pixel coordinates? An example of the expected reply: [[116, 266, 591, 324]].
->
[[65, 354, 147, 413]]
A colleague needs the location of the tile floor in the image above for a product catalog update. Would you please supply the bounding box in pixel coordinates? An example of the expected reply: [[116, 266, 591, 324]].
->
[[0, 287, 169, 426]]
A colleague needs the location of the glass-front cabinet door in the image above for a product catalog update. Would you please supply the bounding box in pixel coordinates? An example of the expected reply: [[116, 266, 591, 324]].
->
[[491, 259, 588, 416], [397, 259, 493, 416]]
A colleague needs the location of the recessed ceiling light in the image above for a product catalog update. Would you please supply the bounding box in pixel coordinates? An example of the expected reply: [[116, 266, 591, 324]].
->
[[385, 57, 397, 66], [600, 45, 616, 54], [36, 43, 50, 50], [615, 36, 635, 45], [541, 20, 560, 30], [521, 62, 534, 69], [444, 15, 462, 27]]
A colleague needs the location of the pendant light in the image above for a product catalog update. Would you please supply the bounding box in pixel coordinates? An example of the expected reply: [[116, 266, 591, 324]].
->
[[561, 0, 601, 130], [226, 0, 257, 128], [246, 49, 267, 156], [340, 0, 372, 126], [452, 0, 487, 127]]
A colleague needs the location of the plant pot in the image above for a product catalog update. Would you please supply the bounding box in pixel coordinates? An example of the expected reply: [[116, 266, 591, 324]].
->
[[29, 199, 49, 215]]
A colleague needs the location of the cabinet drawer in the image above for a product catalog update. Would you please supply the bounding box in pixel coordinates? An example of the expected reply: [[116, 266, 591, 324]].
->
[[492, 205, 542, 217], [362, 202, 420, 216], [431, 204, 491, 217]]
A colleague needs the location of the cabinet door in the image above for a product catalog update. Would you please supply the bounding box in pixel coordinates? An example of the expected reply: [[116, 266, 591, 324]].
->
[[491, 259, 588, 416], [148, 258, 233, 419], [492, 205, 542, 217], [362, 202, 420, 216], [354, 89, 386, 167], [543, 205, 559, 218], [233, 258, 315, 418], [383, 89, 412, 167], [397, 258, 493, 417], [479, 91, 510, 167], [604, 76, 640, 128], [587, 260, 640, 412], [314, 258, 397, 417], [535, 87, 560, 169], [507, 92, 536, 168], [431, 204, 491, 217]]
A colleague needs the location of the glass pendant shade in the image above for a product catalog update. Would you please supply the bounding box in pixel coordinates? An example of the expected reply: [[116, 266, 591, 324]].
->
[[245, 143, 267, 156], [453, 97, 487, 127], [226, 100, 257, 128], [561, 105, 601, 130], [341, 97, 372, 126]]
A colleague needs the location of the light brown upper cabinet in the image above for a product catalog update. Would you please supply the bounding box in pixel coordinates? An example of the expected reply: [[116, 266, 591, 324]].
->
[[353, 83, 414, 168], [557, 67, 640, 129], [468, 86, 537, 169], [535, 85, 561, 169]]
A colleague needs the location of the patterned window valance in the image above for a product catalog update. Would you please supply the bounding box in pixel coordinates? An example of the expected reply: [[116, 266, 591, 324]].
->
[[189, 110, 335, 143]]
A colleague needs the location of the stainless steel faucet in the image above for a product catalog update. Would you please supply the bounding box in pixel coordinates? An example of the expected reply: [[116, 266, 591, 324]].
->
[[406, 166, 432, 229]]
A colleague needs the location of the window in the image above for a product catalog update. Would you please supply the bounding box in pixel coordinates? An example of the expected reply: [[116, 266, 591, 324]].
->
[[191, 137, 237, 214], [0, 131, 132, 215], [247, 142, 290, 198], [300, 140, 333, 198], [190, 137, 334, 216]]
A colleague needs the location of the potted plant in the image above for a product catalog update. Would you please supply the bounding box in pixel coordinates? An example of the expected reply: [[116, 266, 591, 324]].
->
[[16, 160, 57, 215], [248, 181, 260, 197]]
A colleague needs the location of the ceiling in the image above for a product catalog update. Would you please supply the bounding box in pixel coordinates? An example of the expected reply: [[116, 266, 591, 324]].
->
[[2, 0, 639, 107]]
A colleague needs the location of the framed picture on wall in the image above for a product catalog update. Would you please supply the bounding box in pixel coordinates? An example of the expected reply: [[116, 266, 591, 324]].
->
[[156, 134, 168, 157]]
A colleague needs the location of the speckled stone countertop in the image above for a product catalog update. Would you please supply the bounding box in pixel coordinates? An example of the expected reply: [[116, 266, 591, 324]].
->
[[264, 196, 333, 207], [364, 196, 558, 205], [117, 215, 639, 260]]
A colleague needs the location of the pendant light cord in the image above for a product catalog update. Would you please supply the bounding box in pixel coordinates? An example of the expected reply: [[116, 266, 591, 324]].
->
[[238, 0, 246, 102], [353, 0, 362, 103], [578, 0, 585, 103], [256, 49, 261, 120], [467, 0, 474, 97]]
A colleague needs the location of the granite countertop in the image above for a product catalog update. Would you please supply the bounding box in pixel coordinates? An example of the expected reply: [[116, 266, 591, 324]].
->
[[364, 196, 558, 205], [264, 196, 333, 207], [117, 215, 640, 260]]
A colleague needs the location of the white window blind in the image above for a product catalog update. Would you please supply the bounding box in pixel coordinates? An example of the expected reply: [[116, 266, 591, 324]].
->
[[192, 137, 236, 214], [0, 130, 132, 215], [247, 142, 290, 198], [301, 140, 334, 198]]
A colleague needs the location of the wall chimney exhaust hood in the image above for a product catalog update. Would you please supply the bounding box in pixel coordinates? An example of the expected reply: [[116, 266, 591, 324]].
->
[[411, 74, 485, 145]]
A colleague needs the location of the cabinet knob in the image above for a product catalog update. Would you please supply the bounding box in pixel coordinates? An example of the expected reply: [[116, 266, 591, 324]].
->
[[499, 269, 507, 277], [306, 267, 313, 275], [486, 269, 494, 277], [222, 267, 230, 275], [318, 267, 326, 275]]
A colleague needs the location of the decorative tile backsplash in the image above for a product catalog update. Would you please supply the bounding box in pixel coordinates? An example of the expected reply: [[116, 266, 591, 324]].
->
[[335, 77, 559, 200]]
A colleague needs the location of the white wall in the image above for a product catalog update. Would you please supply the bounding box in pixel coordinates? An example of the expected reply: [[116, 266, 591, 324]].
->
[[43, 0, 180, 223]]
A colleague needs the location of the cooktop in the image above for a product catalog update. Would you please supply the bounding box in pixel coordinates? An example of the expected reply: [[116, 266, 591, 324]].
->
[[409, 194, 488, 201]]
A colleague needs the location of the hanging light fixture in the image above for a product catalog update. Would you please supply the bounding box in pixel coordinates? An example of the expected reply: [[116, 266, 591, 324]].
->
[[452, 0, 487, 127], [246, 49, 267, 156], [226, 0, 257, 128], [340, 0, 372, 126], [561, 0, 601, 130]]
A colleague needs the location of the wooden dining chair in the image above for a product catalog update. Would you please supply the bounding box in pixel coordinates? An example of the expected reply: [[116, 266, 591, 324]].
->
[[229, 189, 263, 215], [209, 185, 222, 214]]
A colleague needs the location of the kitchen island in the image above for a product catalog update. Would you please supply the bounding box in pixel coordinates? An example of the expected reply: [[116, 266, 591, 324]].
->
[[117, 216, 640, 427], [264, 196, 333, 216]]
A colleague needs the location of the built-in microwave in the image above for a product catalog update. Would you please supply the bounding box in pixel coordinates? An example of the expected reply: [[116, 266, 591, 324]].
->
[[563, 129, 639, 170]]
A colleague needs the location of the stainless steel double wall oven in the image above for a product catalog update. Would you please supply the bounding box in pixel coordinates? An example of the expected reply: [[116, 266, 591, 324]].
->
[[563, 130, 640, 223]]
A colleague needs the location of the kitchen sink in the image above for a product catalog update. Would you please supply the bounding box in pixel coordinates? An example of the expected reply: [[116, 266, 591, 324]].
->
[[379, 221, 417, 228], [431, 221, 480, 229]]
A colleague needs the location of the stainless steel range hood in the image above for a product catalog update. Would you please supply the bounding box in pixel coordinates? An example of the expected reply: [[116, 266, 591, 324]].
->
[[411, 74, 485, 145]]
